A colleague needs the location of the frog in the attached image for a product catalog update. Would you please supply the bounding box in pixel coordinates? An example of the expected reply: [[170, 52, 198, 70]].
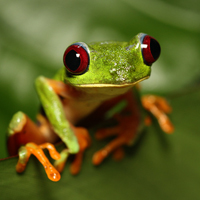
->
[[7, 33, 174, 182]]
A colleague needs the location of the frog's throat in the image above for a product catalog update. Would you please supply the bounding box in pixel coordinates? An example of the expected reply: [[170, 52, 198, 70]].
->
[[75, 76, 149, 88]]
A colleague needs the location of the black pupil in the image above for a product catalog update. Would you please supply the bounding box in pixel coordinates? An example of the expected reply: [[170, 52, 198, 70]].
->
[[65, 50, 80, 71], [150, 39, 161, 60]]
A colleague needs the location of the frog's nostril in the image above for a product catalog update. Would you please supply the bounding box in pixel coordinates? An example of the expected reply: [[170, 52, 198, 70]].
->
[[140, 34, 161, 66]]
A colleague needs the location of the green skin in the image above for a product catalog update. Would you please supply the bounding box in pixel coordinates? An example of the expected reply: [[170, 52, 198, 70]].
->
[[8, 33, 151, 156], [56, 33, 150, 86]]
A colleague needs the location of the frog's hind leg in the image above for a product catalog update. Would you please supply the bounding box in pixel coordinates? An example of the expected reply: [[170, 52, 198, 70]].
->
[[92, 91, 141, 166], [7, 111, 61, 181], [7, 111, 59, 154]]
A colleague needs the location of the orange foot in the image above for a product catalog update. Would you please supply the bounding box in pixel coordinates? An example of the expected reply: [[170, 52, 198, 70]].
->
[[141, 95, 174, 133], [92, 113, 140, 165], [16, 143, 61, 182]]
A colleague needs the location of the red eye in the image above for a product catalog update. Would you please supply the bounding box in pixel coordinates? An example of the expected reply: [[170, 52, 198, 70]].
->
[[63, 42, 89, 74], [141, 35, 161, 66]]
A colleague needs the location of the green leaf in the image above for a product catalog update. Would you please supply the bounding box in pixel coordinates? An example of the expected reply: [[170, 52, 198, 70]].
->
[[1, 90, 200, 200]]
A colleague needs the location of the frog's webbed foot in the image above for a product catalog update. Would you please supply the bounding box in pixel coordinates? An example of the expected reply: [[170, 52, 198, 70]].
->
[[141, 95, 174, 133], [93, 113, 140, 165], [54, 126, 91, 175], [17, 143, 61, 182], [8, 111, 62, 181]]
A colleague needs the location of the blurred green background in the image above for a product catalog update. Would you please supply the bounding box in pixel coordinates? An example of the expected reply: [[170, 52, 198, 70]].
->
[[0, 0, 200, 199]]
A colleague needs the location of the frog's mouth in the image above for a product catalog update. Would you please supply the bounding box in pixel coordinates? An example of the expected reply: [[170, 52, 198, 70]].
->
[[75, 76, 149, 88]]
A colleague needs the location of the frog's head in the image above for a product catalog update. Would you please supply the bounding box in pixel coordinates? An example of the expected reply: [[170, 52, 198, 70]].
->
[[62, 33, 160, 92]]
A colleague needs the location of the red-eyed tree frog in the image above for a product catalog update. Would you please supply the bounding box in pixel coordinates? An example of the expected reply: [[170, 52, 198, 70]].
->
[[7, 33, 174, 182]]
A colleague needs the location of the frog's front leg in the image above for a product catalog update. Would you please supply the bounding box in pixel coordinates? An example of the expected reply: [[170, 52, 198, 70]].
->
[[7, 111, 61, 181], [54, 125, 91, 175], [35, 76, 79, 154], [36, 77, 91, 175], [92, 90, 141, 165], [7, 77, 86, 181], [141, 95, 174, 133], [17, 143, 61, 181]]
